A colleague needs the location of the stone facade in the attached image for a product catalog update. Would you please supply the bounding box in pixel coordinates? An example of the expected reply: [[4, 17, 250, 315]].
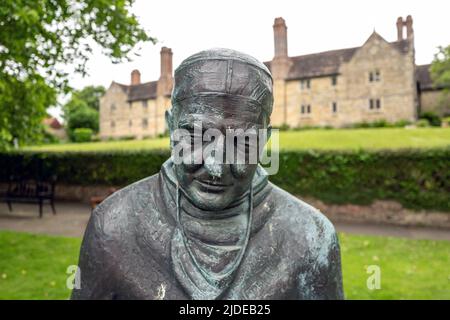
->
[[419, 90, 450, 116], [267, 16, 436, 128], [99, 17, 446, 138], [99, 47, 173, 139], [416, 64, 450, 116]]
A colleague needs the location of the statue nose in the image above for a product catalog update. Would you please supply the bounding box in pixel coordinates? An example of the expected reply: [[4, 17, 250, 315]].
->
[[204, 134, 225, 179], [204, 156, 224, 178]]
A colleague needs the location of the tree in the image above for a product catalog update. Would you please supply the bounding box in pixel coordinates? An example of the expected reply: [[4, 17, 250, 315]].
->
[[0, 0, 155, 149], [431, 45, 450, 113], [63, 85, 105, 141], [431, 45, 450, 90], [65, 101, 98, 141], [69, 85, 106, 112]]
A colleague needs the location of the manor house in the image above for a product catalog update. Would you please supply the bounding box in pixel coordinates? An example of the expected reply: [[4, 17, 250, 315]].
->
[[99, 16, 444, 139]]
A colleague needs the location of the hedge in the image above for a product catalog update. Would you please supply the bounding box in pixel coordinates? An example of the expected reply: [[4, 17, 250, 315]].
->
[[0, 148, 449, 212]]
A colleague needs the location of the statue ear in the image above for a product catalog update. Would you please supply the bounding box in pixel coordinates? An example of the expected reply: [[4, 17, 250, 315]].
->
[[165, 109, 174, 148], [165, 109, 174, 132], [266, 125, 272, 142]]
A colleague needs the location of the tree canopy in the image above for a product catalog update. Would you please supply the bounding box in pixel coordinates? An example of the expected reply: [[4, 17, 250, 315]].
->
[[431, 45, 450, 92], [0, 0, 155, 149], [430, 45, 450, 116], [64, 85, 105, 140]]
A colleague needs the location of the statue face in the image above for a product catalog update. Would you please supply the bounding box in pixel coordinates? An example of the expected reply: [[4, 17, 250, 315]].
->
[[169, 100, 268, 211]]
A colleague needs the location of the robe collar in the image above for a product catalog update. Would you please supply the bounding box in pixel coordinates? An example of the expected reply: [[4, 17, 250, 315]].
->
[[160, 159, 273, 299]]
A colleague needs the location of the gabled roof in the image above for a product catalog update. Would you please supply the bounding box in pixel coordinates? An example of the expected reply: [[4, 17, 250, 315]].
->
[[112, 81, 158, 102], [287, 47, 358, 79], [42, 117, 62, 129], [265, 38, 412, 80], [416, 64, 434, 90]]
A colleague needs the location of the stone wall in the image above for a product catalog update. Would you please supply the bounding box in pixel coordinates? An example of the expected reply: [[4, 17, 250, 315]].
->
[[338, 33, 417, 126], [99, 82, 130, 139], [272, 34, 417, 128], [420, 90, 450, 116], [99, 84, 171, 139], [270, 16, 419, 129]]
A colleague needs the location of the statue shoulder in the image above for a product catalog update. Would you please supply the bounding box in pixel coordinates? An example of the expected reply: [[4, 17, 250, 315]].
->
[[268, 184, 339, 260], [90, 173, 161, 239], [265, 185, 344, 299]]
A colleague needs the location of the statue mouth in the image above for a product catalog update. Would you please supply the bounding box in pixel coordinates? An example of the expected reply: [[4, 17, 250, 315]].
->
[[194, 178, 232, 192]]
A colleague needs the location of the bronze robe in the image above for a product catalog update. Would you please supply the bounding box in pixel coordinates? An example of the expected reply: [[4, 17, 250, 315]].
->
[[71, 160, 344, 300]]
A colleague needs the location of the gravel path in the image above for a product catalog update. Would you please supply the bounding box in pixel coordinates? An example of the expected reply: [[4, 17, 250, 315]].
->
[[0, 201, 449, 241]]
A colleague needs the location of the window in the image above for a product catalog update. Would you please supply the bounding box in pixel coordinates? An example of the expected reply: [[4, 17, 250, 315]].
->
[[301, 104, 311, 114], [300, 79, 311, 90], [369, 70, 381, 82], [376, 99, 381, 109], [110, 121, 115, 128], [129, 120, 132, 127], [332, 76, 337, 86], [142, 118, 148, 128], [111, 103, 116, 111], [375, 70, 380, 81], [143, 100, 148, 108], [369, 99, 381, 110], [332, 102, 337, 113]]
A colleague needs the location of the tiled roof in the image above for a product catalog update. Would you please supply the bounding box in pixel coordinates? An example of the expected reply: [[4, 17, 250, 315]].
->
[[113, 81, 158, 101], [416, 64, 434, 90], [128, 81, 158, 101], [286, 47, 358, 79], [265, 39, 412, 80]]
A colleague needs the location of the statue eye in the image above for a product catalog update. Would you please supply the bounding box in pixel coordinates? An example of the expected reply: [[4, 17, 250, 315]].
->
[[187, 130, 204, 145]]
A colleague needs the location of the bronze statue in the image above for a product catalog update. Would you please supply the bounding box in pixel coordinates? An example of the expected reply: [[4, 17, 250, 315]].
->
[[71, 48, 344, 300]]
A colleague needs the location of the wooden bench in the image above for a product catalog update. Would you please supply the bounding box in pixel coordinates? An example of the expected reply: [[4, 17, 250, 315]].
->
[[1, 175, 57, 218], [90, 188, 117, 211]]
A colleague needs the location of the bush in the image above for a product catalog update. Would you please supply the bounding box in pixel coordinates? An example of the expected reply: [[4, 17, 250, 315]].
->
[[1, 148, 449, 212], [371, 119, 389, 128], [351, 119, 413, 128], [41, 130, 60, 144], [117, 135, 135, 141], [417, 119, 430, 127], [276, 123, 290, 131], [72, 128, 93, 142], [393, 119, 412, 127], [91, 135, 101, 142], [420, 112, 441, 127], [67, 105, 99, 141], [441, 116, 450, 127]]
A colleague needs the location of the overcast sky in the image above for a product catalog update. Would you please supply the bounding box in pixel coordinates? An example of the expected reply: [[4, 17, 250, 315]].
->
[[49, 0, 449, 117]]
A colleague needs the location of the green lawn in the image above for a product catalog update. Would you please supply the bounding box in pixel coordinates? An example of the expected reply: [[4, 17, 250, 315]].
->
[[0, 230, 449, 299], [23, 127, 450, 152]]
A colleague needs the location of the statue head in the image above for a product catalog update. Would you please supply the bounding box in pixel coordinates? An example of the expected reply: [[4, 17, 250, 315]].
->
[[166, 48, 273, 211]]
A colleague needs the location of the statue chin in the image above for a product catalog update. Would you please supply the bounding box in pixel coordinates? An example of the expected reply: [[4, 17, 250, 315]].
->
[[183, 186, 236, 211]]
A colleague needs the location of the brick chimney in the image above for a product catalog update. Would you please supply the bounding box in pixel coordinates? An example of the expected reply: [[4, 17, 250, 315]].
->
[[405, 15, 414, 39], [271, 17, 292, 126], [396, 17, 404, 41], [271, 17, 292, 80], [273, 17, 288, 58], [396, 16, 414, 41], [131, 69, 141, 85], [157, 47, 173, 96]]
